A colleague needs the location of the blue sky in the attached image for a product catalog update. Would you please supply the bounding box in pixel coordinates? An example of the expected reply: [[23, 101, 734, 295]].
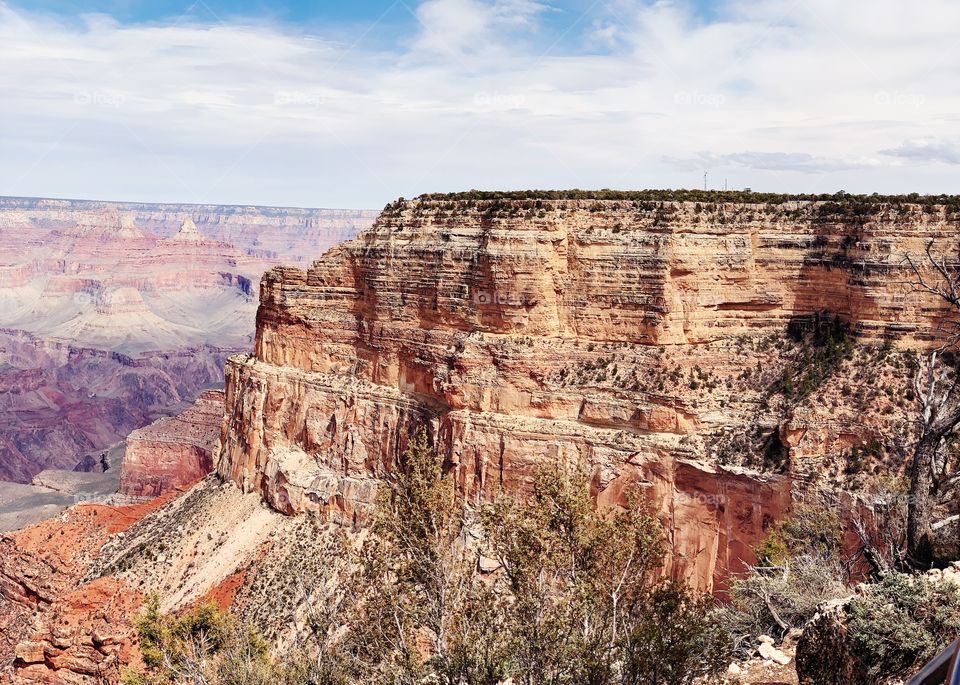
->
[[11, 0, 717, 28], [8, 0, 720, 54], [2, 0, 959, 208]]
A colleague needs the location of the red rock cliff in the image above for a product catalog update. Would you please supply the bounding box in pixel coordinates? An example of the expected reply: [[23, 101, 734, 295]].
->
[[119, 390, 224, 498], [216, 195, 959, 593]]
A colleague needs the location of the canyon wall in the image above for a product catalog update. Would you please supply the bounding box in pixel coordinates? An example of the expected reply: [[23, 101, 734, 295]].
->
[[0, 330, 229, 483], [118, 390, 224, 499], [0, 196, 378, 265], [4, 193, 959, 683], [208, 197, 944, 589], [216, 195, 958, 592], [0, 198, 374, 484]]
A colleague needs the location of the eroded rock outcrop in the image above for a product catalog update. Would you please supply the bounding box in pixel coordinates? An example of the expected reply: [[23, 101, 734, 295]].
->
[[0, 497, 176, 684], [216, 194, 960, 592], [119, 390, 224, 498]]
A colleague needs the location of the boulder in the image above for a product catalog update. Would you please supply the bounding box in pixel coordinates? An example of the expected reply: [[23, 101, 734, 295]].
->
[[14, 640, 46, 664], [758, 638, 792, 666], [795, 597, 870, 685]]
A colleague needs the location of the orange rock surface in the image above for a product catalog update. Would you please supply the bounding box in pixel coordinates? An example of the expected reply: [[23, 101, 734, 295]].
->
[[119, 390, 224, 498], [211, 195, 960, 592], [0, 498, 173, 684]]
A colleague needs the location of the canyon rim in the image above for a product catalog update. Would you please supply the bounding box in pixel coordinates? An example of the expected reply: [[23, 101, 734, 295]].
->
[[3, 190, 960, 683]]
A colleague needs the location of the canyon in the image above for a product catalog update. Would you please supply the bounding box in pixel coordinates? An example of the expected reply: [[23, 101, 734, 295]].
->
[[0, 197, 376, 489], [219, 194, 951, 588], [3, 192, 960, 684]]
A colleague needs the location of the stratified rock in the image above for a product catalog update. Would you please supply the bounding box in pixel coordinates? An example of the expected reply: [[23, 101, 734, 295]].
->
[[0, 196, 378, 267], [168, 217, 203, 242], [213, 194, 960, 591], [0, 197, 375, 487], [0, 330, 231, 484], [119, 390, 224, 498]]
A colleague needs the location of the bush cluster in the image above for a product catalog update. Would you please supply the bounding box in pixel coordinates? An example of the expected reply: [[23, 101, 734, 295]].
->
[[723, 503, 849, 651], [847, 572, 960, 680], [126, 433, 732, 685], [777, 312, 853, 401], [412, 189, 960, 207]]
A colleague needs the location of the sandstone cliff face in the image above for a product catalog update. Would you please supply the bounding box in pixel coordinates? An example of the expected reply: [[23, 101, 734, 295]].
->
[[4, 194, 959, 682], [119, 390, 224, 499], [215, 195, 960, 592]]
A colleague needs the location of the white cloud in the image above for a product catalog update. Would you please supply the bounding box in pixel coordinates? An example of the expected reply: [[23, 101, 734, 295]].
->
[[1, 0, 959, 208], [667, 151, 876, 174], [882, 139, 960, 166], [412, 0, 551, 56]]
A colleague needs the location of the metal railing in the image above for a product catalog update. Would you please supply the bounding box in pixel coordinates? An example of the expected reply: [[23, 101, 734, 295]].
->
[[908, 639, 960, 685]]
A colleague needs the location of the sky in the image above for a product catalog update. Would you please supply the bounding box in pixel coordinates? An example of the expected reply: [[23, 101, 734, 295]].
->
[[1, 0, 958, 209]]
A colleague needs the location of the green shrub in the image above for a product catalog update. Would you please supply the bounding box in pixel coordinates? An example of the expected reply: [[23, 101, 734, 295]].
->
[[128, 435, 733, 685], [847, 572, 960, 680], [755, 502, 844, 566], [777, 312, 853, 401], [726, 554, 847, 648], [725, 503, 849, 650], [124, 599, 308, 685]]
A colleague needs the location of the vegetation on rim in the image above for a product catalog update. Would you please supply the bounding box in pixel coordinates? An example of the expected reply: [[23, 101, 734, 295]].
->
[[123, 433, 732, 685], [411, 189, 960, 207]]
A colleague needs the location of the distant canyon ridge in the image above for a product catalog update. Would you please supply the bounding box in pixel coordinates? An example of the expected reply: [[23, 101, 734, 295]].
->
[[0, 197, 376, 497]]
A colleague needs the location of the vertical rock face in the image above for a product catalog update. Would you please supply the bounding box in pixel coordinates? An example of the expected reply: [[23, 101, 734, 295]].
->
[[216, 193, 960, 592], [0, 330, 232, 483], [119, 390, 224, 498]]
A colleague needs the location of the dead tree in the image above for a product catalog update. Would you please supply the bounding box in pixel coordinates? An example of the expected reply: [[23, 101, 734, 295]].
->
[[905, 241, 960, 567]]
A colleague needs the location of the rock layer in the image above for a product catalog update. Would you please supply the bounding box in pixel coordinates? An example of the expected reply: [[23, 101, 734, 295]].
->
[[216, 195, 960, 591], [0, 330, 231, 484], [0, 196, 378, 266], [119, 390, 224, 498], [0, 198, 374, 486]]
